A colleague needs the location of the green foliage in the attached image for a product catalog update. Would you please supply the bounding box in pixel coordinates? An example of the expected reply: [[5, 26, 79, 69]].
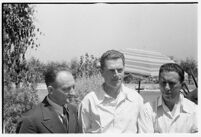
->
[[3, 4, 41, 133], [26, 57, 46, 84], [3, 4, 40, 87], [180, 57, 198, 77], [70, 53, 100, 79], [46, 61, 70, 70], [180, 57, 198, 84], [3, 86, 39, 133]]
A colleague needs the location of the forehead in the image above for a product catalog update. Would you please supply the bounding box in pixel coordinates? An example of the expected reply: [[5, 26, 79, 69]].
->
[[104, 58, 124, 69], [160, 71, 180, 81], [55, 71, 75, 86]]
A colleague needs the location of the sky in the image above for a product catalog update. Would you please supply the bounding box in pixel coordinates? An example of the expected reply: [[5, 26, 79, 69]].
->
[[26, 3, 198, 63]]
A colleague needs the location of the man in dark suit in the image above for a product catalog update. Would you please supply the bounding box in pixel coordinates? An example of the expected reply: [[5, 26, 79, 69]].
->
[[17, 67, 79, 133]]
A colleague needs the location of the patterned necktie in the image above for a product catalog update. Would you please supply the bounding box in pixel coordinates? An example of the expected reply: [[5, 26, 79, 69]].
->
[[62, 106, 69, 131]]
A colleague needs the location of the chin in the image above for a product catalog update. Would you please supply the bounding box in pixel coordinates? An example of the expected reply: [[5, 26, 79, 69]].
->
[[112, 84, 121, 89]]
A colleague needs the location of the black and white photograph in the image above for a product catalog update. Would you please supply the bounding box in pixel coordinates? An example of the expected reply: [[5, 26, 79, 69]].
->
[[1, 0, 199, 134]]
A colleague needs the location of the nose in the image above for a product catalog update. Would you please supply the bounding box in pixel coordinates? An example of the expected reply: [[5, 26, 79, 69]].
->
[[69, 87, 75, 95], [165, 83, 171, 90], [114, 69, 118, 75]]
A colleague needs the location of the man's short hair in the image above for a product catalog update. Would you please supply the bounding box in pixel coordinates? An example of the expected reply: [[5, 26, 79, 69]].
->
[[100, 49, 125, 70], [44, 66, 71, 87], [159, 63, 184, 83]]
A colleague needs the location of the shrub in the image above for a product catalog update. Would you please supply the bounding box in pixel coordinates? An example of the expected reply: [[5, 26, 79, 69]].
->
[[3, 86, 39, 133], [75, 74, 104, 102], [71, 53, 100, 79]]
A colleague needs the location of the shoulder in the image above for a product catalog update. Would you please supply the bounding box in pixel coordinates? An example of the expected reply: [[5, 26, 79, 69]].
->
[[143, 98, 159, 117], [144, 101, 154, 112], [81, 85, 104, 105], [123, 85, 144, 103], [81, 91, 96, 104], [23, 103, 42, 118], [18, 103, 45, 126], [16, 103, 43, 132], [182, 97, 197, 114]]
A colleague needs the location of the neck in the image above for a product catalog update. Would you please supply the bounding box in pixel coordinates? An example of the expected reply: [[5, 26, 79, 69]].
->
[[103, 83, 121, 99], [163, 98, 179, 112], [48, 94, 63, 106], [165, 101, 174, 111]]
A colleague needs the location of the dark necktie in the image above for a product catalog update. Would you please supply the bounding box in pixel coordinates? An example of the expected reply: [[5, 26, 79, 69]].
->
[[62, 106, 69, 132]]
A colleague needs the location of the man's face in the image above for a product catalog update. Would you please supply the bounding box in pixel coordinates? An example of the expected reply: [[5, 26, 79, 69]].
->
[[101, 58, 124, 89], [50, 71, 75, 106], [159, 71, 182, 105]]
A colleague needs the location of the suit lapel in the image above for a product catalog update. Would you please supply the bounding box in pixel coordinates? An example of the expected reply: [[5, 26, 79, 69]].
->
[[40, 97, 67, 133]]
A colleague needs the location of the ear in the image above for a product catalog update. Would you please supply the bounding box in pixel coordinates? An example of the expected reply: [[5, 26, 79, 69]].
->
[[47, 86, 54, 95]]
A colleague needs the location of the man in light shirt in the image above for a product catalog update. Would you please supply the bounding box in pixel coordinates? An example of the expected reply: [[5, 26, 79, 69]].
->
[[17, 67, 79, 133], [138, 63, 198, 133], [78, 49, 144, 133]]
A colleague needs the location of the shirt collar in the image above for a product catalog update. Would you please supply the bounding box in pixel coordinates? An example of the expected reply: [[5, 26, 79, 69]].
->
[[157, 93, 191, 114], [121, 84, 136, 102], [97, 84, 133, 104], [47, 96, 63, 115], [180, 94, 192, 113]]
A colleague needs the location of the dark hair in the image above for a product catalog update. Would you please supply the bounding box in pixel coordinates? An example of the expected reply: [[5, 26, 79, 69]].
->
[[100, 50, 125, 70], [44, 66, 71, 87], [159, 63, 184, 83]]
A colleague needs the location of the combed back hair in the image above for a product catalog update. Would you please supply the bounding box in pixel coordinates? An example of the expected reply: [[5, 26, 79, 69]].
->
[[44, 66, 71, 87], [159, 63, 184, 83], [100, 50, 125, 70]]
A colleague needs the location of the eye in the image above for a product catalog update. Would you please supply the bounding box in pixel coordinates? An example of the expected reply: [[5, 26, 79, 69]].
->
[[109, 68, 123, 73], [168, 82, 177, 87], [117, 69, 123, 73], [62, 85, 75, 92], [109, 69, 115, 73], [160, 81, 166, 85]]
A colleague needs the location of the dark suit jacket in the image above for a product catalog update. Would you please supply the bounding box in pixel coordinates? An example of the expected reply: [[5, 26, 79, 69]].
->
[[16, 96, 79, 133]]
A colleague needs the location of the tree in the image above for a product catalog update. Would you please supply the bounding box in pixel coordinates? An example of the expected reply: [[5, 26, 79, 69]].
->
[[70, 58, 80, 79], [73, 53, 100, 78], [180, 57, 198, 84], [3, 4, 41, 133], [26, 57, 46, 84], [3, 4, 40, 87]]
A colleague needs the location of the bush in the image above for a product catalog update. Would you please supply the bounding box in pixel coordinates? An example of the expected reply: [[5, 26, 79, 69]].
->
[[71, 53, 100, 79], [3, 86, 39, 133], [75, 74, 104, 102]]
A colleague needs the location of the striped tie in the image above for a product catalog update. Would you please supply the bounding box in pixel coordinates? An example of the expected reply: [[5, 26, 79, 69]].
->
[[62, 106, 69, 132]]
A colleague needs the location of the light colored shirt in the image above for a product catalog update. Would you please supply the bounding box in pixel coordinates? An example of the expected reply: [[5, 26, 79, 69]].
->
[[138, 93, 198, 133], [78, 84, 144, 133]]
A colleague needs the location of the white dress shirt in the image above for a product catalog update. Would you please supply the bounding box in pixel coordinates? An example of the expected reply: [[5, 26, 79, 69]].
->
[[78, 84, 144, 133], [138, 93, 198, 133]]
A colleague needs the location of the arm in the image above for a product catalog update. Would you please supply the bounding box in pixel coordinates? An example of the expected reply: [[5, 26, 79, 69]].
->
[[138, 103, 154, 133], [191, 106, 198, 133], [78, 102, 91, 133], [18, 116, 38, 133]]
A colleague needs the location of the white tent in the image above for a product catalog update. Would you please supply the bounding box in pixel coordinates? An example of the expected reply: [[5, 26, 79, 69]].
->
[[120, 48, 175, 92], [120, 48, 175, 77]]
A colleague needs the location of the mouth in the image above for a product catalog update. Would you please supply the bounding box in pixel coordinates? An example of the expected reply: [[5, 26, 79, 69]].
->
[[112, 77, 121, 81], [164, 93, 172, 98], [65, 94, 78, 99]]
